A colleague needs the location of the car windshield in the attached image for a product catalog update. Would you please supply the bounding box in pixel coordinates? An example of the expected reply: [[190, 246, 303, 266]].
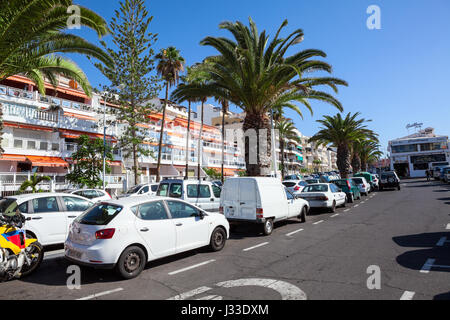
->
[[334, 181, 347, 187], [303, 185, 328, 192], [127, 185, 142, 194], [283, 182, 296, 188], [352, 178, 364, 184], [0, 198, 19, 217], [76, 203, 123, 225]]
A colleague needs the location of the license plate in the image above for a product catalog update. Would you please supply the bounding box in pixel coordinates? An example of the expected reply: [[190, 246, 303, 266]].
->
[[67, 249, 82, 259]]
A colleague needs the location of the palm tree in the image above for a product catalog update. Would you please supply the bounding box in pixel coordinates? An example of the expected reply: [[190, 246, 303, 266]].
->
[[0, 0, 112, 96], [19, 174, 52, 194], [276, 118, 302, 178], [177, 18, 347, 176], [309, 112, 376, 178], [358, 139, 382, 171], [155, 47, 185, 182]]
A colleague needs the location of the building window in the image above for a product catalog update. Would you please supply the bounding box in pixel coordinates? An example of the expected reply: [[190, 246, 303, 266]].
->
[[27, 141, 36, 150], [14, 139, 23, 149], [52, 143, 60, 151], [40, 142, 48, 151], [391, 144, 418, 153]]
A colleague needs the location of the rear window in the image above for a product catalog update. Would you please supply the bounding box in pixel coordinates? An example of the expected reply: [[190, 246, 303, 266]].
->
[[187, 185, 211, 198], [334, 181, 347, 187], [0, 198, 20, 216], [157, 184, 169, 196], [352, 178, 364, 184], [303, 185, 328, 192], [76, 203, 123, 225], [283, 182, 296, 188], [380, 173, 395, 179]]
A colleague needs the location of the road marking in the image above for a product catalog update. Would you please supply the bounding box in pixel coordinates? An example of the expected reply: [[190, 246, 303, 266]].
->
[[420, 259, 436, 273], [446, 224, 450, 230], [168, 260, 216, 275], [168, 286, 212, 300], [313, 220, 324, 225], [243, 242, 269, 252], [354, 204, 359, 208], [44, 249, 65, 260], [400, 291, 415, 300], [331, 214, 339, 217], [286, 229, 304, 237], [344, 209, 350, 212], [77, 288, 123, 300], [436, 237, 447, 246]]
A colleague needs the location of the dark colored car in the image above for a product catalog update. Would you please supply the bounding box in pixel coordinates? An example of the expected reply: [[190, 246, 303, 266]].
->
[[333, 179, 361, 203], [379, 171, 401, 191]]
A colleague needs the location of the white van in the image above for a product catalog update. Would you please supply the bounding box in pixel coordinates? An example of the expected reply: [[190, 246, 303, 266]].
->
[[220, 177, 310, 235], [156, 179, 222, 212]]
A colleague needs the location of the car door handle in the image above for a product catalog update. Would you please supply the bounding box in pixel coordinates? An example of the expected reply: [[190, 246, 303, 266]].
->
[[176, 223, 183, 227], [68, 215, 77, 218], [210, 198, 215, 202], [240, 202, 245, 205], [32, 217, 43, 220], [140, 228, 149, 232]]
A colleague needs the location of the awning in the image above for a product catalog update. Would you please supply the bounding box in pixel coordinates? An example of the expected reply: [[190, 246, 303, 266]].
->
[[26, 156, 68, 168], [4, 122, 54, 132], [59, 129, 117, 143], [0, 154, 27, 162], [160, 165, 180, 177], [108, 160, 122, 167]]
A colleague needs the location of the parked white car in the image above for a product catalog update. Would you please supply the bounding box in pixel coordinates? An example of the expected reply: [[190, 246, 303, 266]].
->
[[282, 180, 309, 196], [220, 177, 310, 235], [69, 189, 112, 202], [65, 197, 229, 279], [119, 183, 159, 199], [299, 183, 347, 213], [351, 177, 371, 196], [156, 179, 222, 212], [0, 193, 94, 246]]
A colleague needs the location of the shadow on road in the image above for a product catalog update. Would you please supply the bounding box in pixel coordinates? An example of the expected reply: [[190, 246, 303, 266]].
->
[[393, 232, 450, 273]]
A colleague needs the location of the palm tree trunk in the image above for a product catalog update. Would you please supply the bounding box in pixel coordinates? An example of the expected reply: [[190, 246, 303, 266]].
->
[[197, 100, 204, 182], [243, 112, 271, 176], [184, 100, 191, 180], [351, 153, 361, 174], [337, 144, 351, 178], [156, 83, 169, 182]]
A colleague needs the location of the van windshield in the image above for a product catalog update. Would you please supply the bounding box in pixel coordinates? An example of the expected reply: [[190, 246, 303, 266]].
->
[[76, 203, 122, 225]]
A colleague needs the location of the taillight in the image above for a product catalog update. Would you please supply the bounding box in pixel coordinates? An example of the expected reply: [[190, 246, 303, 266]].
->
[[316, 196, 328, 201], [347, 181, 352, 189], [256, 208, 264, 218], [294, 186, 300, 191], [95, 229, 115, 239], [219, 206, 224, 214]]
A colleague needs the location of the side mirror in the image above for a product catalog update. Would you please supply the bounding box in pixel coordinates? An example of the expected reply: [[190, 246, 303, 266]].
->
[[198, 211, 205, 220]]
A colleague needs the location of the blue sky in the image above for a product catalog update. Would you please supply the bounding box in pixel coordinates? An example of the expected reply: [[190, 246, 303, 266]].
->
[[73, 0, 450, 155]]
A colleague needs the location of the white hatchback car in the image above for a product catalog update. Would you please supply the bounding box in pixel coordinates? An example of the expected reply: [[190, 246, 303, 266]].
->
[[0, 193, 94, 246], [299, 183, 347, 213], [65, 197, 229, 279], [282, 180, 309, 196], [118, 184, 159, 199], [351, 177, 371, 196]]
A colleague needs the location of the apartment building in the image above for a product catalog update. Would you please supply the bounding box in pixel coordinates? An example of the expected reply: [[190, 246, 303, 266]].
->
[[0, 75, 245, 195]]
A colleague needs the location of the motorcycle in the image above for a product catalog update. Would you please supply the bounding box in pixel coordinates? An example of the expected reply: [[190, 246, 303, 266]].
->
[[0, 210, 43, 282]]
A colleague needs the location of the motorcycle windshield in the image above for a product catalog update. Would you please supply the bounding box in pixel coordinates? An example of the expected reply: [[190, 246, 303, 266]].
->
[[0, 198, 19, 217]]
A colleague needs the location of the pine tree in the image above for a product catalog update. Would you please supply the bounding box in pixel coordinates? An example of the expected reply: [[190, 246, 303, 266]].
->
[[95, 0, 161, 185]]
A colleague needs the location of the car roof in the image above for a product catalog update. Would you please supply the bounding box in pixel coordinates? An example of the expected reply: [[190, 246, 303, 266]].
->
[[6, 192, 89, 202], [100, 196, 180, 208]]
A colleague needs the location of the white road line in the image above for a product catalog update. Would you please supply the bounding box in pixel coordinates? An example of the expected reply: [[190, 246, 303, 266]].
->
[[168, 260, 216, 275], [344, 209, 350, 212], [313, 220, 324, 225], [286, 229, 304, 237], [420, 258, 436, 273], [354, 204, 359, 208], [400, 291, 415, 300], [77, 288, 123, 300], [331, 214, 339, 217], [243, 242, 269, 252], [436, 237, 447, 247], [446, 224, 450, 230], [167, 286, 212, 300], [44, 249, 65, 260]]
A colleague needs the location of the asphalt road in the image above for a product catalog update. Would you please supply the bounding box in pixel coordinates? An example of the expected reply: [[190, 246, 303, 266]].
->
[[1, 178, 449, 300]]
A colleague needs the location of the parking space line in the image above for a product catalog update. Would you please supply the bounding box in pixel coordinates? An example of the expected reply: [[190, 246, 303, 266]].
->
[[331, 214, 339, 217], [286, 229, 304, 237], [446, 224, 450, 230], [420, 259, 436, 273], [313, 220, 324, 225], [354, 204, 359, 208], [168, 260, 216, 275], [243, 242, 269, 252], [77, 288, 123, 300], [344, 209, 350, 212], [400, 291, 415, 300], [437, 237, 447, 246]]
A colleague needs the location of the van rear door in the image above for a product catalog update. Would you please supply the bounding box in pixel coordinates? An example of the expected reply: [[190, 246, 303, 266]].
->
[[223, 179, 257, 221]]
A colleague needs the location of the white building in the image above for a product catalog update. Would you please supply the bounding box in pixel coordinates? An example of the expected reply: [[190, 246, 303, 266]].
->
[[388, 128, 450, 178]]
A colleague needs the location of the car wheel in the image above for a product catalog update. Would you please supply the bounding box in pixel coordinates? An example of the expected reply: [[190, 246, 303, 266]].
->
[[398, 185, 401, 191], [348, 194, 354, 203], [116, 246, 146, 280], [262, 219, 274, 236], [210, 227, 226, 252], [298, 206, 307, 223], [329, 201, 336, 213]]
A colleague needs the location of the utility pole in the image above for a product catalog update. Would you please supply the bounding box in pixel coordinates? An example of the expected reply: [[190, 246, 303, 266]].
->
[[270, 109, 278, 179]]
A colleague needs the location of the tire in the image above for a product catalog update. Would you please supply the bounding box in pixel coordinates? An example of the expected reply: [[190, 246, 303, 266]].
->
[[115, 246, 146, 280], [298, 207, 307, 223], [342, 200, 346, 208], [262, 219, 274, 236], [329, 201, 336, 213], [397, 185, 401, 191], [348, 193, 354, 203], [210, 227, 226, 252], [379, 187, 383, 191], [20, 241, 44, 278]]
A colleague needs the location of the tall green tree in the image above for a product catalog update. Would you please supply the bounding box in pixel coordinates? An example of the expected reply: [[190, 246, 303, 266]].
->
[[19, 174, 51, 194], [0, 0, 112, 95], [309, 112, 376, 178], [358, 139, 382, 171], [66, 135, 113, 188], [175, 18, 347, 176], [95, 0, 161, 186], [155, 46, 185, 182]]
